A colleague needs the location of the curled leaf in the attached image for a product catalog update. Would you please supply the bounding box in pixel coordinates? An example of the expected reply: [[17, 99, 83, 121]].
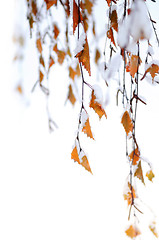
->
[[146, 170, 155, 182], [134, 161, 145, 184], [125, 225, 141, 238], [89, 90, 107, 119]]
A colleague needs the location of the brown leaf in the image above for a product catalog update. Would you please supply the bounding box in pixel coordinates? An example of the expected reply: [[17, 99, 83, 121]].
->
[[57, 50, 66, 65], [82, 118, 94, 140], [95, 49, 101, 64], [125, 225, 141, 238], [76, 37, 91, 76], [40, 55, 45, 68], [129, 148, 140, 165], [49, 56, 55, 69], [71, 146, 80, 164], [89, 90, 107, 119], [69, 67, 76, 81], [31, 0, 37, 16], [44, 0, 57, 10], [110, 9, 118, 32], [73, 0, 83, 34], [146, 170, 155, 182], [36, 38, 42, 54], [107, 28, 116, 47], [53, 24, 60, 39], [68, 84, 76, 105], [84, 0, 93, 15], [130, 55, 141, 78], [121, 111, 133, 136], [134, 161, 145, 184]]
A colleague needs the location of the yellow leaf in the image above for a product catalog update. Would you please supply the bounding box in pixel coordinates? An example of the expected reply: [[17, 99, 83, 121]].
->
[[149, 222, 158, 238], [125, 225, 141, 238], [82, 118, 94, 140], [146, 170, 155, 182], [121, 111, 133, 136], [134, 161, 145, 184], [89, 90, 107, 119], [76, 37, 91, 76], [129, 148, 140, 165], [81, 155, 92, 174]]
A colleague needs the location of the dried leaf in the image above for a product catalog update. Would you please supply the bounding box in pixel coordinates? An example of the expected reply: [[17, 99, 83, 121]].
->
[[149, 222, 158, 238], [36, 38, 42, 54], [82, 118, 94, 140], [31, 0, 37, 16], [81, 155, 92, 173], [141, 64, 159, 81], [76, 37, 91, 76], [107, 28, 116, 47], [44, 0, 57, 10], [39, 71, 44, 83], [129, 148, 140, 165], [40, 55, 45, 68], [110, 9, 118, 32], [16, 85, 23, 94], [84, 0, 93, 15], [146, 170, 155, 182], [53, 24, 60, 39], [134, 161, 145, 184], [89, 90, 107, 119], [68, 84, 76, 105], [130, 55, 141, 78], [49, 56, 55, 69], [121, 111, 133, 136], [57, 50, 66, 65], [95, 49, 101, 64], [125, 225, 141, 238], [69, 67, 76, 81], [124, 183, 136, 206], [73, 0, 83, 34], [71, 146, 80, 164]]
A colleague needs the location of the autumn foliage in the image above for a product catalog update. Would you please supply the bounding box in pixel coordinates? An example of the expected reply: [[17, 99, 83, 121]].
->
[[15, 0, 159, 238]]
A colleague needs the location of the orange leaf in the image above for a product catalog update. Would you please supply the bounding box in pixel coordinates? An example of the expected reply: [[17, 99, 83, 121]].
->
[[73, 0, 83, 34], [124, 183, 136, 206], [40, 55, 45, 68], [149, 222, 158, 238], [110, 9, 118, 32], [82, 118, 94, 140], [31, 0, 37, 16], [121, 111, 133, 136], [146, 170, 155, 182], [69, 67, 76, 81], [125, 225, 141, 238], [16, 85, 23, 94], [53, 24, 60, 39], [134, 161, 145, 184], [130, 55, 141, 78], [89, 90, 107, 119], [95, 49, 101, 64], [84, 0, 93, 15], [39, 71, 44, 83], [76, 37, 91, 76], [71, 146, 80, 164], [81, 155, 92, 174], [57, 50, 66, 65], [142, 64, 159, 81], [129, 148, 140, 165], [36, 38, 42, 54], [44, 0, 57, 10], [107, 28, 116, 47], [68, 84, 76, 105], [49, 56, 55, 69], [105, 0, 111, 6]]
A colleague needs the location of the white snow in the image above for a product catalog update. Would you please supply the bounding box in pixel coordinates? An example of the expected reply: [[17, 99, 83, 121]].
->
[[74, 25, 86, 56], [92, 84, 103, 105]]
